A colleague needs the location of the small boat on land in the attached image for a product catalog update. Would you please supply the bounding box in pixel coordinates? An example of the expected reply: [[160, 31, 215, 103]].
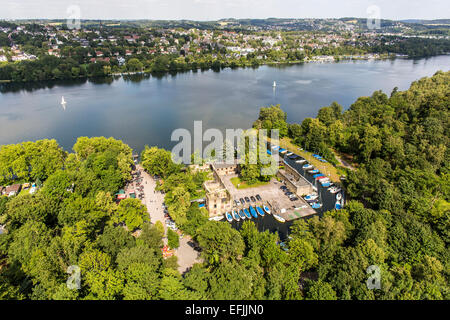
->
[[296, 159, 307, 164], [336, 193, 342, 201], [335, 201, 342, 210], [256, 206, 265, 217], [315, 175, 326, 180], [273, 214, 286, 223], [279, 149, 287, 154], [225, 212, 233, 222], [272, 145, 279, 150], [232, 210, 240, 221], [286, 152, 293, 156], [249, 206, 258, 218], [309, 169, 319, 174], [322, 182, 331, 187], [311, 202, 322, 209], [209, 216, 223, 221], [303, 164, 313, 169], [263, 205, 271, 215], [304, 193, 318, 201], [243, 208, 252, 219], [313, 173, 324, 178], [319, 177, 330, 183], [238, 210, 246, 219]]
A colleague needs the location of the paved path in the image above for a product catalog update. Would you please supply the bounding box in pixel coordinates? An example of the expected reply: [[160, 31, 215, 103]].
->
[[137, 165, 201, 274], [137, 165, 166, 230]]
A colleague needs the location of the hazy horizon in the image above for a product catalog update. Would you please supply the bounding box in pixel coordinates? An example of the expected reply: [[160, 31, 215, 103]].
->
[[0, 0, 449, 21]]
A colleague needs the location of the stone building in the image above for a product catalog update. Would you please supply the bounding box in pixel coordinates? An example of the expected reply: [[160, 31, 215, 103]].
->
[[211, 161, 239, 176], [203, 161, 239, 217]]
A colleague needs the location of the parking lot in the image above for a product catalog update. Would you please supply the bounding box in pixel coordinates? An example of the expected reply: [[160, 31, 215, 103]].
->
[[221, 175, 316, 220]]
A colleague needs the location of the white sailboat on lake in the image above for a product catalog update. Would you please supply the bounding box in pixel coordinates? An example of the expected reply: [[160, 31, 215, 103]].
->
[[61, 96, 67, 110], [273, 81, 277, 87]]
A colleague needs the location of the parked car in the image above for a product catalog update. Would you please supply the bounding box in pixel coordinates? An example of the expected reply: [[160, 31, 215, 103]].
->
[[187, 241, 196, 248], [245, 197, 250, 203], [240, 198, 245, 205], [290, 197, 299, 201], [280, 186, 287, 190], [234, 200, 240, 206], [250, 196, 256, 202], [285, 191, 293, 196], [255, 194, 262, 201]]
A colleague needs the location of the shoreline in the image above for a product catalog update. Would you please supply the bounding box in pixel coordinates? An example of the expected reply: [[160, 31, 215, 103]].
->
[[1, 53, 448, 86]]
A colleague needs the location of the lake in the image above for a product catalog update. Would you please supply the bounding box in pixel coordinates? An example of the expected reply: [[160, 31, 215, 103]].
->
[[0, 55, 449, 153]]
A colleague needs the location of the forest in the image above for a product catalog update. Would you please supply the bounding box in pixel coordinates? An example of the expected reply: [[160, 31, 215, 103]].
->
[[0, 72, 449, 300]]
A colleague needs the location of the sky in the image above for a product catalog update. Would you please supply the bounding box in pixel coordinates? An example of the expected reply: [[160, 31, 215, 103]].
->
[[0, 0, 448, 21]]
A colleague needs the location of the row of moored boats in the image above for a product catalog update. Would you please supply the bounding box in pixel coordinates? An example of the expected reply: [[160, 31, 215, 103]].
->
[[225, 205, 272, 223]]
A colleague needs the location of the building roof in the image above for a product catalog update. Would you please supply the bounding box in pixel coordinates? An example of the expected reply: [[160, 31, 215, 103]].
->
[[212, 160, 239, 169], [5, 184, 21, 193]]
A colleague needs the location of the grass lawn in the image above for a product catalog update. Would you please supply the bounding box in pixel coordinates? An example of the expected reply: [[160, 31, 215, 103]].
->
[[17, 189, 31, 197], [267, 136, 343, 183], [230, 177, 269, 189]]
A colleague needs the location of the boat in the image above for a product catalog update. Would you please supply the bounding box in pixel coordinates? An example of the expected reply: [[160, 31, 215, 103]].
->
[[273, 214, 285, 223], [232, 210, 240, 221], [309, 169, 319, 174], [329, 186, 341, 194], [225, 212, 233, 222], [263, 205, 271, 215], [313, 173, 324, 178], [61, 96, 66, 105], [209, 216, 223, 221], [322, 182, 331, 187], [271, 145, 279, 150], [336, 193, 342, 201], [286, 152, 293, 156], [249, 206, 258, 218], [311, 202, 322, 209], [315, 175, 326, 180], [303, 164, 313, 169], [238, 210, 246, 219], [256, 206, 265, 217], [304, 193, 318, 201], [279, 148, 287, 154], [243, 208, 252, 219], [273, 81, 277, 87], [296, 159, 307, 164], [319, 177, 330, 183], [335, 201, 342, 210]]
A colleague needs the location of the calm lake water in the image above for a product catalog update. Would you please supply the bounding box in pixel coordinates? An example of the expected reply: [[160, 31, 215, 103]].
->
[[0, 55, 449, 153]]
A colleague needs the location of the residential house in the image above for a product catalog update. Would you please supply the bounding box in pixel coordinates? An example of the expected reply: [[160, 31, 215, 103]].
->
[[5, 184, 21, 197]]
